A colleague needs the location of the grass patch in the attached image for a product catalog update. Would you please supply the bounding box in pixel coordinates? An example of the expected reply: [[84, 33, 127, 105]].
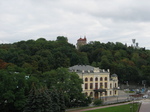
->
[[125, 91, 135, 93], [84, 103, 139, 112]]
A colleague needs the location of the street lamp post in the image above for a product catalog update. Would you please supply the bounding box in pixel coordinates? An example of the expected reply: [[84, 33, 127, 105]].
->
[[142, 80, 146, 91], [126, 81, 129, 100]]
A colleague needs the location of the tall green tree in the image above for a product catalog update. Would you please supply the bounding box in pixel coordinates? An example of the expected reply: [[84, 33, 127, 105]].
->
[[42, 68, 91, 108], [24, 84, 52, 112]]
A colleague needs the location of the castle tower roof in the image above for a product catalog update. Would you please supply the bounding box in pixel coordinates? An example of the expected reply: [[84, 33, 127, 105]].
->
[[77, 37, 86, 41]]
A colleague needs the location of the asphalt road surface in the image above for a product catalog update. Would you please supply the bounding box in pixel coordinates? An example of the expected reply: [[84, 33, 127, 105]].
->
[[139, 99, 150, 112]]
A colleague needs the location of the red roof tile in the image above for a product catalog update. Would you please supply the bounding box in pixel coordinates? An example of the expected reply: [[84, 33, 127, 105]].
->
[[77, 37, 86, 41]]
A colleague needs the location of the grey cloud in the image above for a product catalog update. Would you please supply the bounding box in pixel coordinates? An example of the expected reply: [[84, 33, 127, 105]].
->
[[0, 0, 150, 49]]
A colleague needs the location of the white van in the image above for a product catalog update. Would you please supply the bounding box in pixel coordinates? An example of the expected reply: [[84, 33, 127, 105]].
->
[[143, 95, 148, 98]]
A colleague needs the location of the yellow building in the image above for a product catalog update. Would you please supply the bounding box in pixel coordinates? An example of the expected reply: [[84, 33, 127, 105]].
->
[[69, 65, 118, 99]]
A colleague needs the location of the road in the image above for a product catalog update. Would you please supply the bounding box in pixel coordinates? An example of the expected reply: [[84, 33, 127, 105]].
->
[[139, 99, 150, 112], [67, 99, 150, 112], [66, 90, 150, 112]]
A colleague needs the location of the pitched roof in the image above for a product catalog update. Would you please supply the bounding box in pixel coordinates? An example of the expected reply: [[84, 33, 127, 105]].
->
[[77, 37, 86, 41], [69, 65, 94, 71], [111, 74, 118, 77]]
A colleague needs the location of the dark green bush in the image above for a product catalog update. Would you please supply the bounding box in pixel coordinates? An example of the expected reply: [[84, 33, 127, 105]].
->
[[93, 99, 103, 106]]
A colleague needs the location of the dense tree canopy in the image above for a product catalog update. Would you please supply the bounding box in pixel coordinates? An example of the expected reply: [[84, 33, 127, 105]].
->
[[0, 37, 89, 72], [79, 41, 150, 85], [0, 36, 150, 111], [0, 37, 150, 84]]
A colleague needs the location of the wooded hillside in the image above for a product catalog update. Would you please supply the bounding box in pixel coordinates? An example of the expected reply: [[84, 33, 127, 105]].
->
[[0, 36, 150, 85], [79, 41, 150, 85], [0, 36, 150, 111]]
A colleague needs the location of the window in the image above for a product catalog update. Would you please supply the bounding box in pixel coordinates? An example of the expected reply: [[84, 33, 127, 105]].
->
[[85, 92, 88, 96], [110, 83, 112, 88], [105, 77, 107, 81], [115, 91, 117, 94], [100, 83, 103, 88], [110, 91, 112, 95], [115, 83, 117, 87], [95, 83, 98, 89], [90, 77, 93, 81], [85, 77, 88, 82], [105, 82, 107, 88], [95, 77, 98, 81], [100, 77, 103, 81], [90, 92, 93, 96], [90, 83, 93, 89], [85, 83, 88, 89], [105, 91, 107, 96]]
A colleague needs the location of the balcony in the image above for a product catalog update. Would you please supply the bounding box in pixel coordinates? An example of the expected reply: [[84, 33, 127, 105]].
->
[[94, 88, 106, 92]]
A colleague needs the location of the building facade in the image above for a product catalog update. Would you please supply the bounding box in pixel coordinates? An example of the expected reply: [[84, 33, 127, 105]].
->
[[76, 37, 87, 49], [69, 65, 118, 99]]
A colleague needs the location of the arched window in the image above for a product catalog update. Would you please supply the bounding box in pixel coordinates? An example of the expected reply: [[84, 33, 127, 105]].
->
[[90, 92, 93, 96], [95, 77, 98, 81], [115, 83, 117, 87], [90, 83, 93, 89], [100, 83, 103, 88], [85, 92, 88, 96], [85, 77, 88, 82], [110, 83, 112, 88], [105, 91, 107, 96], [85, 83, 88, 89], [90, 77, 93, 81], [110, 91, 112, 95], [100, 77, 103, 81], [105, 77, 107, 81], [105, 82, 107, 88], [95, 83, 98, 89]]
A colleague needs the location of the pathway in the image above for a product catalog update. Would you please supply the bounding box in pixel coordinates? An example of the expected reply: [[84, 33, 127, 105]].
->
[[67, 102, 131, 112], [139, 99, 150, 112]]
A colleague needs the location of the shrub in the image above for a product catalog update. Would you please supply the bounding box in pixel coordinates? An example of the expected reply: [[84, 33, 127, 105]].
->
[[93, 99, 103, 106]]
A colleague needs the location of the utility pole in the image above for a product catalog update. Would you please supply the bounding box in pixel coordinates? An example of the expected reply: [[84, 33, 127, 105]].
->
[[126, 81, 129, 100]]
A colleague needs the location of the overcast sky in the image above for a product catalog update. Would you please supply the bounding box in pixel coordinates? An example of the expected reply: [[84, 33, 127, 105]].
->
[[0, 0, 150, 49]]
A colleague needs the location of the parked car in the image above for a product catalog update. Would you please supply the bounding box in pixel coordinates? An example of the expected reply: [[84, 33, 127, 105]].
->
[[147, 90, 150, 93], [143, 95, 148, 98]]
